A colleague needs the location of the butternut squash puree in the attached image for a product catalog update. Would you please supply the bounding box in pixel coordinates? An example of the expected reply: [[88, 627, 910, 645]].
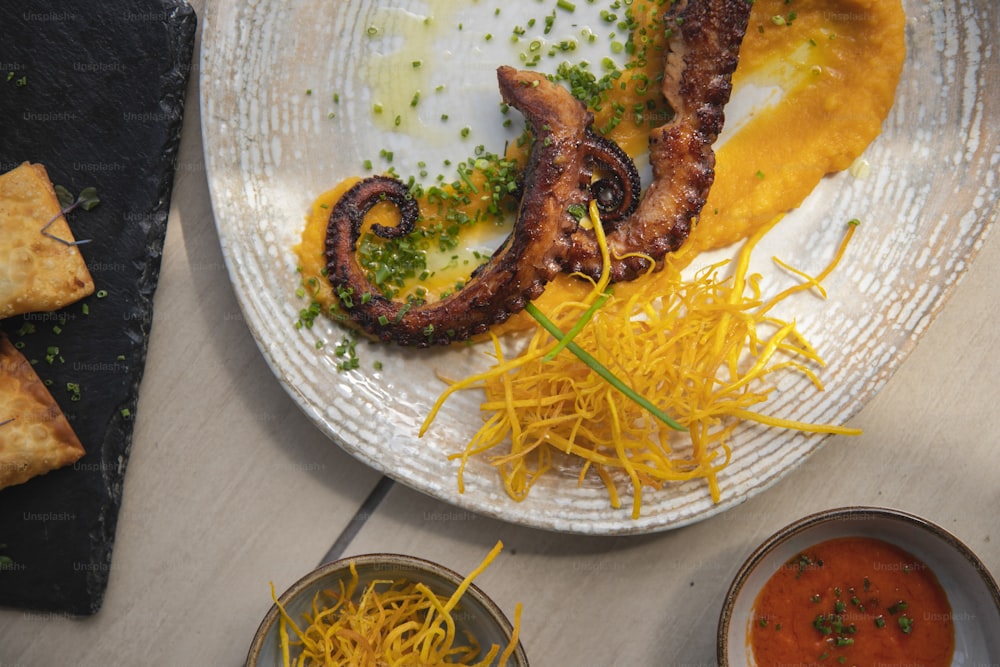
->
[[690, 0, 906, 253], [295, 179, 356, 320], [584, 0, 671, 160], [750, 537, 954, 666]]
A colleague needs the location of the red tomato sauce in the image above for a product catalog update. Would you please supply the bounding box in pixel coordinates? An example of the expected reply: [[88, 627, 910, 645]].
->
[[749, 536, 954, 666]]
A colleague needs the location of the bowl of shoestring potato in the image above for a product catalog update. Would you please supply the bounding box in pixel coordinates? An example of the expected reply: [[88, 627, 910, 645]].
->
[[246, 542, 526, 667]]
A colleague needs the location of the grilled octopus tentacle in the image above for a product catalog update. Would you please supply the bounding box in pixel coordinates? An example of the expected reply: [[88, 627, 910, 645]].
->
[[323, 0, 751, 346], [331, 175, 420, 243], [324, 66, 594, 347], [563, 0, 752, 282]]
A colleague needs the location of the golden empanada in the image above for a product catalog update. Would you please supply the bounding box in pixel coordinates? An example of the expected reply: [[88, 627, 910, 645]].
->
[[0, 162, 95, 319], [0, 334, 86, 490]]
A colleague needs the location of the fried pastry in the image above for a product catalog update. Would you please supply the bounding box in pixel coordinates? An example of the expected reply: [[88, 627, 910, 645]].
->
[[0, 334, 86, 490], [0, 162, 95, 319]]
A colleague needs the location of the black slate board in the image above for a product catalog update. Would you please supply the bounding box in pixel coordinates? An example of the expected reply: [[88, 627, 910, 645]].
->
[[0, 1, 196, 615]]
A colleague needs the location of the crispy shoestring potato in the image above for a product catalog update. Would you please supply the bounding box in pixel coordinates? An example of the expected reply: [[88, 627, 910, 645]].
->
[[270, 541, 521, 667], [422, 203, 861, 518]]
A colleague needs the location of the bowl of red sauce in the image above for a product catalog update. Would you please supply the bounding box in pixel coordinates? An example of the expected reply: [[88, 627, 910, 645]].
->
[[718, 506, 1000, 666]]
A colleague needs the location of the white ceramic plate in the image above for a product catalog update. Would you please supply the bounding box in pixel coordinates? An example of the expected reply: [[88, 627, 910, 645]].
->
[[199, 0, 999, 535]]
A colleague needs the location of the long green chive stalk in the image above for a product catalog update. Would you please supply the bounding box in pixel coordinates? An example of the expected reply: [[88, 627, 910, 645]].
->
[[524, 301, 687, 432], [542, 288, 612, 361]]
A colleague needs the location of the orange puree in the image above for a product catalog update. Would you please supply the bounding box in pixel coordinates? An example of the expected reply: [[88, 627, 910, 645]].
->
[[690, 0, 906, 252], [295, 179, 356, 322], [749, 537, 954, 666]]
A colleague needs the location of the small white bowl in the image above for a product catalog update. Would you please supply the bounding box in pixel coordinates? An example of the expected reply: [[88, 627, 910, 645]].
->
[[247, 553, 528, 666], [718, 506, 1000, 665]]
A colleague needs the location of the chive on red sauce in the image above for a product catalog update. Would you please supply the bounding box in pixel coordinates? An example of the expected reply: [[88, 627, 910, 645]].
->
[[749, 536, 954, 666]]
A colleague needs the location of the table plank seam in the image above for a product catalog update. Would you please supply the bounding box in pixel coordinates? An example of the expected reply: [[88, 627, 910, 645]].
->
[[318, 476, 395, 565]]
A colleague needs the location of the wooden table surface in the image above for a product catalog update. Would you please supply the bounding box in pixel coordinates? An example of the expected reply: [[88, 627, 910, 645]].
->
[[2, 1, 998, 665]]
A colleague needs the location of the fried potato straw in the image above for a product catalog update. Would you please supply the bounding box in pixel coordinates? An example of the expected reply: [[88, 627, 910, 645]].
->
[[270, 541, 521, 666], [422, 204, 861, 519]]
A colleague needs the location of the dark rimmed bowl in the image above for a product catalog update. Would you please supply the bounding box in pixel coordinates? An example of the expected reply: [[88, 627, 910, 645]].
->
[[247, 553, 528, 666], [718, 506, 1000, 665]]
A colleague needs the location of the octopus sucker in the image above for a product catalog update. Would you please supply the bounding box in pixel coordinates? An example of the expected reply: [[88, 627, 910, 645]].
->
[[582, 129, 642, 230], [323, 0, 752, 346]]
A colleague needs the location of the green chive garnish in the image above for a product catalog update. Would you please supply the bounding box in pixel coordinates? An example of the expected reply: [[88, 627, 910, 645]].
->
[[543, 289, 612, 362]]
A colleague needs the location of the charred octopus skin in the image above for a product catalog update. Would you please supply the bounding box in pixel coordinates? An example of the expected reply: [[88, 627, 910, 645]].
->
[[323, 0, 752, 346], [563, 0, 753, 282], [324, 67, 595, 347]]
